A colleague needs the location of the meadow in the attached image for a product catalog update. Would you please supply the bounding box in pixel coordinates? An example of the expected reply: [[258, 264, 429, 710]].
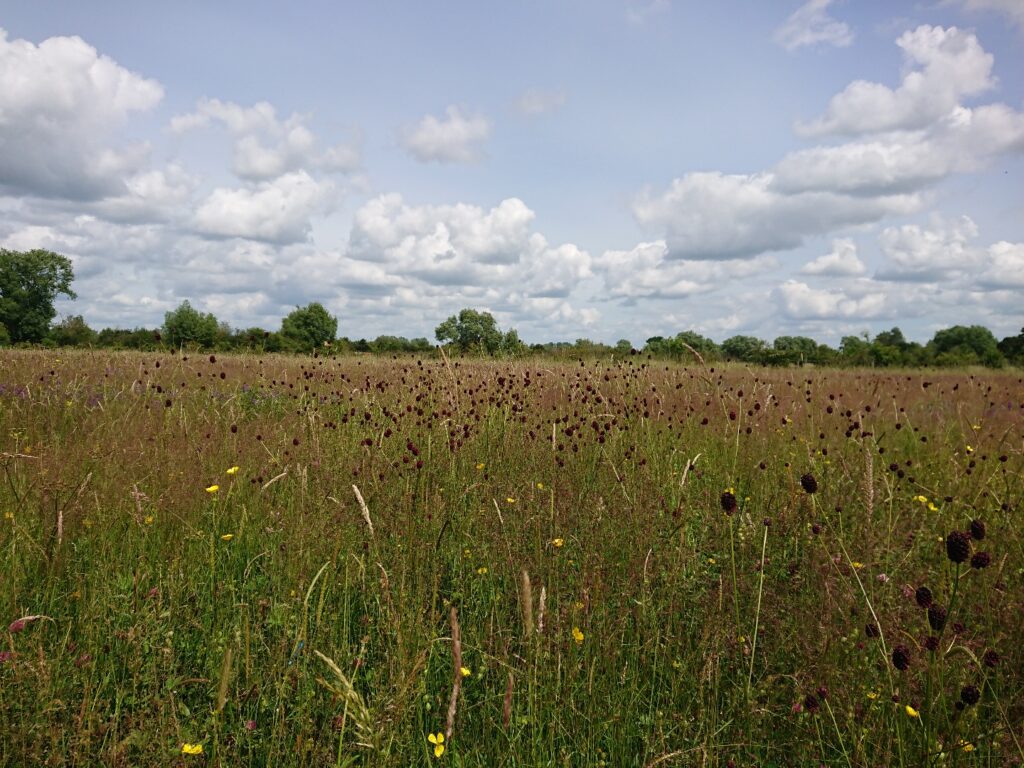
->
[[0, 349, 1021, 767]]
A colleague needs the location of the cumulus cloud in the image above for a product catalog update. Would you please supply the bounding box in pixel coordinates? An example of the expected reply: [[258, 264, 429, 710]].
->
[[0, 28, 163, 200], [633, 172, 917, 260], [193, 171, 334, 243], [347, 194, 590, 297], [800, 238, 866, 276], [875, 215, 981, 281], [798, 25, 994, 137], [597, 240, 777, 299], [399, 106, 492, 164], [171, 98, 361, 179], [515, 88, 567, 116], [977, 241, 1024, 288], [774, 0, 854, 51], [775, 279, 888, 320]]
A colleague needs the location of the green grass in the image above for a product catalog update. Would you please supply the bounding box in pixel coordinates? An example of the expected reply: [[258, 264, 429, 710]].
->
[[0, 349, 1021, 766]]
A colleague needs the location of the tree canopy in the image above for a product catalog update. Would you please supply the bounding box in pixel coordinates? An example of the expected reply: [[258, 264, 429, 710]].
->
[[281, 302, 338, 351], [163, 301, 219, 349], [0, 249, 76, 343]]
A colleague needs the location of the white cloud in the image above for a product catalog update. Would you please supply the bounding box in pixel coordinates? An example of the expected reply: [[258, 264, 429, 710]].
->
[[0, 27, 163, 200], [597, 240, 777, 299], [171, 98, 361, 179], [951, 0, 1024, 29], [633, 172, 918, 260], [977, 241, 1024, 288], [399, 106, 492, 164], [800, 238, 866, 276], [775, 279, 888, 320], [876, 215, 981, 281], [799, 25, 994, 137], [193, 171, 334, 243], [774, 0, 854, 51], [515, 88, 567, 116]]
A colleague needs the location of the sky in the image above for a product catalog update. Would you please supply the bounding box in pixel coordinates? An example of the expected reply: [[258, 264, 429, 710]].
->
[[0, 0, 1022, 346]]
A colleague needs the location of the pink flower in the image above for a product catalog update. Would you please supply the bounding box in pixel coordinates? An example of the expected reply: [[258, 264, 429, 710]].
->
[[8, 619, 26, 634]]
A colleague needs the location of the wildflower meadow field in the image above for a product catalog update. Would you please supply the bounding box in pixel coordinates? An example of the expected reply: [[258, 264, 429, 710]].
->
[[0, 349, 1021, 767]]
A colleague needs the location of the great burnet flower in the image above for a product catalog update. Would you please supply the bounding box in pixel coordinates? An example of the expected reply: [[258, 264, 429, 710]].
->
[[800, 473, 818, 494], [946, 530, 971, 564]]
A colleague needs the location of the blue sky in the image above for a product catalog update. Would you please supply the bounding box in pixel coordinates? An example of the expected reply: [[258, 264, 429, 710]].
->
[[1, 0, 1022, 344]]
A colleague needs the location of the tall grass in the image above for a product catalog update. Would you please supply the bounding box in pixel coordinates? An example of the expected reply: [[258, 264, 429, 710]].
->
[[0, 349, 1020, 766]]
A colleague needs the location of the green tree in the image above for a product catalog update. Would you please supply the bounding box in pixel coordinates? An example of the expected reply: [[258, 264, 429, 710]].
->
[[998, 328, 1024, 365], [721, 335, 767, 363], [49, 315, 97, 347], [0, 249, 76, 343], [281, 302, 338, 352], [928, 325, 1004, 367], [839, 335, 872, 366], [163, 301, 219, 349], [435, 308, 504, 354]]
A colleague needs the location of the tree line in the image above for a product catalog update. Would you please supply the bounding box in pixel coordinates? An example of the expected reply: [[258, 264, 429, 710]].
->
[[2, 248, 1022, 367]]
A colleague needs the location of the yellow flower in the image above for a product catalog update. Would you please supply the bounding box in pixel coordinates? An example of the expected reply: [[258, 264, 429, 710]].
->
[[182, 743, 204, 755], [536, 482, 544, 489], [552, 538, 564, 548], [476, 566, 488, 575], [226, 466, 240, 475], [571, 626, 584, 644], [707, 557, 716, 565], [851, 562, 864, 569], [460, 666, 471, 677], [220, 533, 234, 542], [205, 484, 219, 493], [4, 511, 14, 520], [960, 741, 974, 752], [866, 691, 879, 700], [912, 495, 928, 503], [144, 515, 154, 525], [966, 445, 974, 454], [476, 462, 485, 470], [428, 732, 445, 758], [905, 705, 920, 718], [505, 497, 516, 504], [927, 502, 938, 512]]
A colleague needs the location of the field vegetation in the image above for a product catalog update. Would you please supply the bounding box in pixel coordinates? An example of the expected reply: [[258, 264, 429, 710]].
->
[[0, 349, 1021, 766]]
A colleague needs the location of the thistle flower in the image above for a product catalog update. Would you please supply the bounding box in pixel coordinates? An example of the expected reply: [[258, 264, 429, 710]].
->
[[892, 644, 911, 671], [945, 530, 970, 564], [800, 473, 818, 494]]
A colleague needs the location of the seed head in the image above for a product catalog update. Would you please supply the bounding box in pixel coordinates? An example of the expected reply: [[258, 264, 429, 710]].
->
[[945, 530, 971, 564]]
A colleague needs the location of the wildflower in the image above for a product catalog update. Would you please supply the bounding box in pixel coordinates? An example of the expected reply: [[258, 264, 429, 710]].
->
[[182, 743, 204, 755], [803, 694, 820, 714], [946, 530, 971, 564], [851, 561, 864, 569], [552, 538, 565, 548], [912, 495, 928, 503], [965, 445, 974, 454], [571, 626, 584, 644], [720, 490, 737, 515], [476, 566, 488, 575], [800, 473, 818, 494], [960, 685, 980, 706], [915, 586, 933, 609], [460, 666, 471, 677], [226, 466, 240, 475], [892, 644, 911, 671], [969, 519, 986, 540], [505, 497, 516, 504], [866, 691, 879, 700], [476, 463, 485, 470], [982, 649, 1000, 668], [923, 636, 939, 652], [865, 623, 880, 638], [960, 741, 975, 752], [536, 482, 544, 489], [144, 515, 154, 525], [971, 551, 990, 569], [205, 484, 219, 494], [428, 732, 445, 758], [927, 502, 938, 512], [220, 534, 234, 542], [905, 704, 920, 718], [928, 604, 947, 632]]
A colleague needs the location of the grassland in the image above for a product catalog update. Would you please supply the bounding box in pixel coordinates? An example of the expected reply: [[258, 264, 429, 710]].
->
[[0, 349, 1021, 767]]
